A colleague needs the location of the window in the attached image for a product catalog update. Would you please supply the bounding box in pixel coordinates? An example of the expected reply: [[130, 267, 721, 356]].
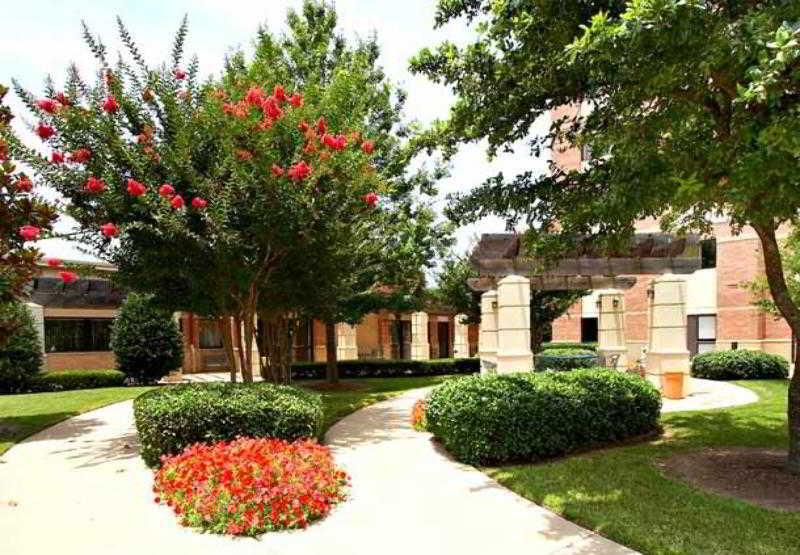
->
[[44, 318, 113, 352], [198, 319, 223, 349], [687, 314, 716, 356], [581, 317, 598, 343], [700, 238, 717, 269]]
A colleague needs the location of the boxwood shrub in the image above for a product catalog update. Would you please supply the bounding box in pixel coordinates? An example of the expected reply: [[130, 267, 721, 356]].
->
[[28, 369, 126, 392], [538, 342, 597, 352], [134, 382, 323, 467], [535, 348, 601, 371], [291, 357, 478, 380], [425, 369, 661, 465], [0, 302, 43, 393], [691, 350, 788, 380]]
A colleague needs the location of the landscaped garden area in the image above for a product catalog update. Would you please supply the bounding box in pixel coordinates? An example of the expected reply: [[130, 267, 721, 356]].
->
[[2, 0, 800, 553]]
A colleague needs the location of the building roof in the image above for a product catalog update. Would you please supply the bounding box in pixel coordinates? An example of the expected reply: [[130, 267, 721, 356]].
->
[[30, 277, 125, 309]]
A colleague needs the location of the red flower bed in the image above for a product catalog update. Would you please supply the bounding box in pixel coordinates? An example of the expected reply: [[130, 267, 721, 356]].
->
[[411, 399, 426, 431], [153, 437, 349, 536]]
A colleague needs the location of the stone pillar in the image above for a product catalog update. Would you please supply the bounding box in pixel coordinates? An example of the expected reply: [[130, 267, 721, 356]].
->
[[597, 291, 627, 369], [479, 290, 498, 374], [180, 313, 198, 373], [453, 314, 470, 359], [336, 323, 359, 360], [25, 302, 45, 368], [410, 311, 430, 360], [496, 275, 534, 373], [646, 274, 691, 395]]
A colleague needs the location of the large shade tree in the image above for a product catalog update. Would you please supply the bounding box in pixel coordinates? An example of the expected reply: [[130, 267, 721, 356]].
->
[[412, 1, 800, 471]]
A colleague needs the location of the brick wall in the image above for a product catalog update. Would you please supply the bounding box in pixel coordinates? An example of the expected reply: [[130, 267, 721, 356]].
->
[[45, 351, 115, 371], [551, 300, 582, 342]]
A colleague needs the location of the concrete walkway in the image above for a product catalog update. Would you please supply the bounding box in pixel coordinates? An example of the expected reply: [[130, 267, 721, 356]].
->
[[661, 377, 758, 412], [0, 388, 634, 555]]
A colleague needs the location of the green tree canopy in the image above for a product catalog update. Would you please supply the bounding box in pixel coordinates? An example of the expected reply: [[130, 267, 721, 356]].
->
[[412, 0, 800, 471]]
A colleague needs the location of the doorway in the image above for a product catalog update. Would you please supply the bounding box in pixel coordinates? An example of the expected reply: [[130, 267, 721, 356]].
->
[[437, 321, 451, 358]]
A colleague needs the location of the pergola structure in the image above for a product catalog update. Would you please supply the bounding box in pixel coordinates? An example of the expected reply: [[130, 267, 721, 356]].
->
[[469, 233, 703, 396]]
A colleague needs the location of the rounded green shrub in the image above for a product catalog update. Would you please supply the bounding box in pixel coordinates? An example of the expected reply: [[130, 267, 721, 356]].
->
[[425, 369, 661, 465], [535, 347, 600, 371], [691, 350, 788, 380], [28, 369, 126, 392], [110, 293, 183, 384], [134, 382, 324, 466], [0, 302, 43, 393]]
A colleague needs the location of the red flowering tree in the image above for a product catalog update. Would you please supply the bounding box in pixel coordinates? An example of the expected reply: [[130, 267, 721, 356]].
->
[[0, 84, 58, 344], [10, 12, 401, 382]]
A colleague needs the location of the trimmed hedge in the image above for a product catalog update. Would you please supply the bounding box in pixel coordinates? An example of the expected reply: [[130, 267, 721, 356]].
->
[[425, 369, 661, 465], [291, 357, 479, 380], [134, 382, 324, 467], [539, 342, 597, 352], [0, 302, 43, 393], [28, 370, 126, 392], [535, 348, 601, 371], [691, 350, 789, 380]]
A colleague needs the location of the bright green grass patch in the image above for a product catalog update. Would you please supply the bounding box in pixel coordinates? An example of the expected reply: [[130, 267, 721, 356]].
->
[[0, 386, 153, 455], [486, 380, 797, 555], [310, 375, 454, 432]]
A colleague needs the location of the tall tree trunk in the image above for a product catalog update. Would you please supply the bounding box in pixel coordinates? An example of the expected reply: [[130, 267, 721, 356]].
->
[[325, 321, 339, 384], [258, 312, 292, 384], [753, 222, 800, 474], [219, 316, 238, 383]]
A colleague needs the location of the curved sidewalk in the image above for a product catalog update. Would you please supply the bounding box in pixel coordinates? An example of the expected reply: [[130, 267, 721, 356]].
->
[[0, 388, 634, 555]]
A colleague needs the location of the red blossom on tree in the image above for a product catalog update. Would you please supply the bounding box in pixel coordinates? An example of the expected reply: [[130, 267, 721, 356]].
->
[[158, 183, 175, 197], [69, 148, 91, 163], [170, 195, 185, 209], [35, 122, 55, 140], [58, 270, 78, 284], [54, 92, 70, 106], [18, 225, 40, 241], [289, 92, 303, 107], [273, 84, 287, 103], [245, 86, 264, 105], [100, 222, 118, 237], [298, 120, 309, 133], [191, 197, 208, 209], [126, 178, 147, 197], [50, 151, 65, 164], [84, 176, 107, 193], [236, 149, 254, 161], [102, 96, 120, 113], [173, 68, 187, 80], [262, 96, 282, 120], [36, 98, 59, 114], [287, 161, 312, 181], [361, 140, 374, 154], [315, 117, 327, 134], [270, 164, 285, 177], [46, 258, 62, 268], [363, 191, 379, 207], [16, 175, 32, 192]]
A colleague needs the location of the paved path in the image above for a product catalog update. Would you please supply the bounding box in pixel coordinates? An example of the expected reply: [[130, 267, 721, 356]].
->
[[661, 377, 758, 412], [0, 388, 634, 555]]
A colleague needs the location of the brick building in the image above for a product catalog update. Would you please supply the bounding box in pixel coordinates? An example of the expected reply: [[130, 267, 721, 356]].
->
[[27, 260, 478, 373], [549, 105, 794, 366]]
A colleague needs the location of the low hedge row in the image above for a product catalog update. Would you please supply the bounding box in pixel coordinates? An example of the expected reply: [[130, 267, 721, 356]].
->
[[538, 342, 597, 352], [691, 350, 788, 380], [291, 358, 479, 379], [134, 382, 324, 467], [425, 369, 661, 465], [28, 370, 126, 392], [534, 348, 601, 371]]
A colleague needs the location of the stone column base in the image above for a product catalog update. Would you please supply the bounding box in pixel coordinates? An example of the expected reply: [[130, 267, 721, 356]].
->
[[598, 347, 627, 370], [496, 352, 534, 374]]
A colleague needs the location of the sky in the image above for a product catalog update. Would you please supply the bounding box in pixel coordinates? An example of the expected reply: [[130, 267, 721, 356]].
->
[[2, 0, 550, 266]]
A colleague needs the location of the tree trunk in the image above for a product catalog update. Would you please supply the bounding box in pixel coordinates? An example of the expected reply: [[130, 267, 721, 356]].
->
[[219, 316, 238, 383], [325, 321, 339, 384], [752, 222, 800, 474], [258, 312, 292, 384]]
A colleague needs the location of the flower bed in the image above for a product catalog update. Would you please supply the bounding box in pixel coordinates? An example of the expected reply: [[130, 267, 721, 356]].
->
[[154, 437, 348, 535]]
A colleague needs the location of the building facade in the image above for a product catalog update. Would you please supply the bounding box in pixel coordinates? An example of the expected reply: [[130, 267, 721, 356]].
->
[[27, 261, 478, 373], [549, 105, 794, 366]]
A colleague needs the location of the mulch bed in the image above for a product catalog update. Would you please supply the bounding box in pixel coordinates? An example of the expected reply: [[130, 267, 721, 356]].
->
[[659, 447, 800, 511]]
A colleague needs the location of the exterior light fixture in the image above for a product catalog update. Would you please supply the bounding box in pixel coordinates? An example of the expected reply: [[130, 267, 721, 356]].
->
[[612, 298, 620, 308]]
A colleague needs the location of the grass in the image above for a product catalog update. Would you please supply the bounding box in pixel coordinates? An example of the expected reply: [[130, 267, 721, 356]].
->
[[0, 386, 153, 455], [486, 380, 799, 555], [0, 374, 453, 456], [304, 375, 454, 431]]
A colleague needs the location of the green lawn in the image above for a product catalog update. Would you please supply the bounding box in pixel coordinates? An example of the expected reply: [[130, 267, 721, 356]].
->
[[304, 375, 454, 431], [0, 386, 154, 455], [0, 375, 452, 456], [487, 380, 798, 555]]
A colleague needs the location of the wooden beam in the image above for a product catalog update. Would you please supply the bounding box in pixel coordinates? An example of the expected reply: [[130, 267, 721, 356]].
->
[[468, 275, 638, 292]]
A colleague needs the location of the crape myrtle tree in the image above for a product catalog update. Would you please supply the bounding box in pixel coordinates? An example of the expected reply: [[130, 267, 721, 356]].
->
[[411, 1, 800, 471], [11, 9, 385, 384], [0, 84, 58, 345]]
